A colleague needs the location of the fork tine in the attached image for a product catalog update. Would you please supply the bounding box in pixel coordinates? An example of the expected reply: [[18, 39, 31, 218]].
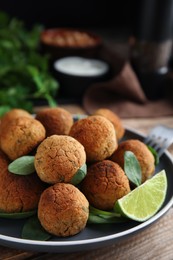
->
[[157, 139, 172, 157], [145, 130, 158, 146], [152, 139, 166, 155], [145, 136, 157, 147], [144, 125, 173, 158]]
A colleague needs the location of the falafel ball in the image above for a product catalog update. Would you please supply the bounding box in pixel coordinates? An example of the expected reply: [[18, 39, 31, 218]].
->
[[0, 116, 46, 160], [0, 150, 45, 213], [0, 109, 32, 141], [110, 139, 155, 182], [38, 183, 89, 237], [0, 149, 10, 171], [69, 115, 118, 162], [34, 135, 86, 184], [93, 108, 125, 140], [0, 109, 32, 128], [81, 160, 130, 210], [35, 107, 73, 137]]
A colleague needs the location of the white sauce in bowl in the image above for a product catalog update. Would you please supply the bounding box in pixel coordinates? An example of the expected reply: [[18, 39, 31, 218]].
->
[[54, 57, 109, 77]]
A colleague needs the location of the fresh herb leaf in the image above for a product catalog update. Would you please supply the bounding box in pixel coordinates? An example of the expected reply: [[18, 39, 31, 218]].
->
[[0, 106, 11, 117], [124, 151, 142, 187], [70, 164, 87, 185], [0, 11, 59, 114], [0, 210, 36, 219], [88, 213, 125, 224], [147, 145, 159, 165], [8, 156, 35, 175], [22, 215, 52, 241], [88, 206, 126, 224], [89, 205, 121, 217]]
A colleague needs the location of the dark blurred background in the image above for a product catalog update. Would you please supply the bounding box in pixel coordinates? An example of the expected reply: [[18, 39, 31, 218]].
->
[[2, 0, 173, 101], [0, 0, 139, 38]]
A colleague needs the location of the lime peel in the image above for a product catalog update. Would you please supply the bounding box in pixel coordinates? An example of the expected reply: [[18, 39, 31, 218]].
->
[[114, 170, 167, 222]]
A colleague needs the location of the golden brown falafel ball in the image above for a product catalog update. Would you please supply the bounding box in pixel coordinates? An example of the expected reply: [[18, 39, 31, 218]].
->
[[38, 183, 89, 237], [0, 149, 10, 172], [34, 135, 86, 184], [69, 115, 118, 162], [0, 109, 32, 141], [0, 116, 46, 160], [81, 160, 130, 210], [0, 151, 45, 213], [35, 107, 73, 137], [0, 109, 32, 126], [110, 139, 155, 183], [93, 108, 125, 140]]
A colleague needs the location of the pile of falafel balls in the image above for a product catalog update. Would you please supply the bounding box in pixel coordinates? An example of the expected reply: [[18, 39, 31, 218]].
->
[[0, 107, 155, 238]]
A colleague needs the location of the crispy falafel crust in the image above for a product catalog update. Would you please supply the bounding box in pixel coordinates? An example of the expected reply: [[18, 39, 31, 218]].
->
[[69, 115, 118, 162], [0, 149, 9, 170], [0, 108, 31, 123], [0, 116, 46, 160], [36, 107, 73, 136], [38, 183, 89, 237], [34, 135, 86, 184], [0, 150, 45, 213], [0, 109, 32, 147], [93, 108, 125, 140], [110, 139, 155, 182], [81, 160, 130, 210]]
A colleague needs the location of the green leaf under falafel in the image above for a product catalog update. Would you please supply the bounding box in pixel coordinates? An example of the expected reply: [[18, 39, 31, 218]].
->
[[124, 151, 142, 187], [70, 163, 87, 186], [21, 215, 51, 241], [0, 210, 36, 219], [8, 155, 35, 175]]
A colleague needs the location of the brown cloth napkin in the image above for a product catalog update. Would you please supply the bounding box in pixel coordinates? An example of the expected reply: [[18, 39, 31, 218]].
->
[[83, 44, 173, 118]]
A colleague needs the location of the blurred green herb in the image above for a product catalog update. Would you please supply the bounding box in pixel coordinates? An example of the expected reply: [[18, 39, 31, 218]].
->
[[0, 11, 59, 116]]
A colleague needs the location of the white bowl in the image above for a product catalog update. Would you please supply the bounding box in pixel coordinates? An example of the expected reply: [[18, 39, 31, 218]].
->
[[53, 56, 110, 98]]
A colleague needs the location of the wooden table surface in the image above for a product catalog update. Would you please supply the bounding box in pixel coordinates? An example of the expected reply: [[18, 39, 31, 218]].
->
[[1, 104, 173, 260]]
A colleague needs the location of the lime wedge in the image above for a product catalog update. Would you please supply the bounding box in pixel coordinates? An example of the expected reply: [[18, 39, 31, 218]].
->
[[114, 170, 167, 222]]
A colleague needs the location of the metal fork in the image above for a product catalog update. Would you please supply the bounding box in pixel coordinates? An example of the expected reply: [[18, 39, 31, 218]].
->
[[144, 125, 173, 158]]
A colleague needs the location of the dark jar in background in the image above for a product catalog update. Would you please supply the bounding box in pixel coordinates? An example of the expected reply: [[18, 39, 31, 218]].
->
[[130, 0, 173, 100]]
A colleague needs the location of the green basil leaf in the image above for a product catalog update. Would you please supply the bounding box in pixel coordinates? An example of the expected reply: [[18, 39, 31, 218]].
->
[[0, 210, 36, 219], [88, 205, 126, 224], [124, 151, 142, 187], [21, 215, 52, 241], [8, 156, 35, 175], [147, 145, 159, 165], [88, 213, 127, 224], [70, 164, 87, 185], [89, 205, 121, 217]]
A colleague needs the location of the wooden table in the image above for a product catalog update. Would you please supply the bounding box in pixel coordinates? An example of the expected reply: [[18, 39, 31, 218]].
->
[[1, 104, 173, 260]]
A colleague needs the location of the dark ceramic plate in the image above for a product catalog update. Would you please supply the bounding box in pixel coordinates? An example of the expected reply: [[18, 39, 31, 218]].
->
[[0, 127, 173, 253]]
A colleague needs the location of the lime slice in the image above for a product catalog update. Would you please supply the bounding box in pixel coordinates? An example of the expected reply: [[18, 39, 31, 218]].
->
[[114, 170, 167, 222]]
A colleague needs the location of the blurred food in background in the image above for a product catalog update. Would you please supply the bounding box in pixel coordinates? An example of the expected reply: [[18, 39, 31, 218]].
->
[[40, 28, 102, 60]]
